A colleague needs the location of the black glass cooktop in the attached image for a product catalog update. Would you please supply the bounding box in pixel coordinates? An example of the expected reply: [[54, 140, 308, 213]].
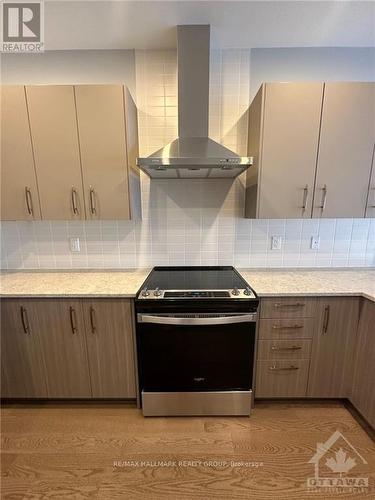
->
[[142, 266, 249, 291]]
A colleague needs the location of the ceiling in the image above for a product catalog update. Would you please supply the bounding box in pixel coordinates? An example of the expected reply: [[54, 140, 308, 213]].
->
[[44, 1, 375, 51]]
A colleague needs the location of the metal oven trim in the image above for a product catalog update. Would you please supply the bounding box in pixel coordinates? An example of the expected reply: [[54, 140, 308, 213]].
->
[[142, 390, 252, 416]]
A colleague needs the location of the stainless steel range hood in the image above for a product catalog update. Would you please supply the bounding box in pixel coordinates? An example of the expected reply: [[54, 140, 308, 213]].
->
[[137, 25, 253, 179]]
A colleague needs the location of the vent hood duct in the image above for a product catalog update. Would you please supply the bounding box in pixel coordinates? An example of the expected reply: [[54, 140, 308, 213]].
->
[[137, 25, 253, 179]]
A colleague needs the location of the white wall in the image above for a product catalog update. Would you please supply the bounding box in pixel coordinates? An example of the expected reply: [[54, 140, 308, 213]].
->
[[250, 47, 375, 99], [1, 47, 374, 270], [1, 50, 136, 97]]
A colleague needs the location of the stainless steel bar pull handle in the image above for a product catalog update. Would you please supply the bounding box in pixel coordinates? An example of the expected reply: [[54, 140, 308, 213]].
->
[[71, 188, 79, 215], [322, 305, 330, 334], [90, 306, 97, 334], [20, 306, 30, 334], [69, 306, 77, 334], [271, 345, 302, 351], [368, 187, 375, 208], [272, 324, 303, 330], [301, 185, 309, 214], [319, 184, 327, 213], [89, 188, 97, 215], [137, 313, 257, 325], [269, 365, 299, 371], [25, 187, 34, 216], [274, 303, 305, 308]]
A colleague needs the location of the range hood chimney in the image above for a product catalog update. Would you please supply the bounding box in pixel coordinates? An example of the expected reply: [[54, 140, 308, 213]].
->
[[137, 25, 253, 179]]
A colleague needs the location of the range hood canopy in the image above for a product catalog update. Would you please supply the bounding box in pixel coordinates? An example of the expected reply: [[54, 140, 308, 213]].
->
[[137, 25, 253, 179]]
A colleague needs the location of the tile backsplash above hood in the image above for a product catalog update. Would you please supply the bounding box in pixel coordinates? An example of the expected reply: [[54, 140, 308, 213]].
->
[[137, 26, 252, 178]]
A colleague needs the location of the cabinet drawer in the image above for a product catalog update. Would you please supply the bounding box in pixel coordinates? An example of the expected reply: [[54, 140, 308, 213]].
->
[[260, 297, 317, 319], [258, 318, 314, 340], [255, 359, 309, 398], [257, 339, 311, 360]]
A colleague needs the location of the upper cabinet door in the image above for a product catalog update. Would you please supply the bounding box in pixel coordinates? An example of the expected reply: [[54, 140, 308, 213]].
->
[[26, 85, 85, 220], [74, 85, 131, 220], [258, 83, 323, 218], [1, 86, 41, 220], [365, 145, 375, 218], [313, 83, 375, 218]]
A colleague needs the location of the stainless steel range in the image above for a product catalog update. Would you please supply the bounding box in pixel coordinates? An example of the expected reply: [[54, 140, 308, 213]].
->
[[135, 266, 258, 416]]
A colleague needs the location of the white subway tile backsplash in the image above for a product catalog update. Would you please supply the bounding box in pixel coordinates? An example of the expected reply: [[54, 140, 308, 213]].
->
[[1, 49, 374, 270]]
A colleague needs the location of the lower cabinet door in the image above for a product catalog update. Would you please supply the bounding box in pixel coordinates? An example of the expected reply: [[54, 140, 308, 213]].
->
[[30, 299, 92, 397], [1, 299, 48, 398], [307, 298, 359, 398], [255, 359, 309, 397], [83, 299, 136, 398], [350, 300, 375, 428]]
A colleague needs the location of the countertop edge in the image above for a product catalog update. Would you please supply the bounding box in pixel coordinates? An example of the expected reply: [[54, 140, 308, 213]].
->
[[1, 291, 374, 302], [0, 293, 138, 298]]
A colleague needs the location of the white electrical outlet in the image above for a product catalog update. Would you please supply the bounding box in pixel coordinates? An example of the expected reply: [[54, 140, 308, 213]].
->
[[311, 236, 320, 250], [271, 235, 282, 250], [69, 237, 80, 253]]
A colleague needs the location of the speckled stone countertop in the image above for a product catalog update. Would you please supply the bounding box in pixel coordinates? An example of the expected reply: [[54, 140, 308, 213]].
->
[[0, 268, 374, 301], [0, 269, 150, 298], [239, 269, 375, 302]]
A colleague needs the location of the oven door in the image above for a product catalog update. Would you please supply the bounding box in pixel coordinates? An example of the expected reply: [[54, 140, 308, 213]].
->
[[136, 312, 256, 392]]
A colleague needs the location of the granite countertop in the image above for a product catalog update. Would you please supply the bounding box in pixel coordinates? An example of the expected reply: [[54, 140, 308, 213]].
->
[[0, 268, 374, 301], [0, 269, 150, 298], [239, 269, 375, 302]]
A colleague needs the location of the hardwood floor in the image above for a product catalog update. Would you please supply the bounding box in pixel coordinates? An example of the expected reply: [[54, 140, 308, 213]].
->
[[1, 401, 374, 499]]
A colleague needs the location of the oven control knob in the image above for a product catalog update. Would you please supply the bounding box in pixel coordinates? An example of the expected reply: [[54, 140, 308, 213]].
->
[[231, 287, 240, 296], [154, 287, 162, 297], [243, 287, 252, 296], [141, 287, 150, 297]]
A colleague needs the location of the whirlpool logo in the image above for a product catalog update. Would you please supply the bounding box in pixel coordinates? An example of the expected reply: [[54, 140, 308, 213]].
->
[[2, 1, 44, 52]]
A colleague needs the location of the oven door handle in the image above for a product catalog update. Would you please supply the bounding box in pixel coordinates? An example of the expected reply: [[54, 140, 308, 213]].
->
[[137, 314, 257, 325]]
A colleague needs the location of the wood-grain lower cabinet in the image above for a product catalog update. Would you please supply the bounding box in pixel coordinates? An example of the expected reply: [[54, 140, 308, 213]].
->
[[1, 299, 47, 397], [350, 299, 375, 428], [307, 297, 360, 398], [255, 297, 316, 398], [83, 299, 136, 398], [1, 298, 136, 399], [29, 299, 92, 398]]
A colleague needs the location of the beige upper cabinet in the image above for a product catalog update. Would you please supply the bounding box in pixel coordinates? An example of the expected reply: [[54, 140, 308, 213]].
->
[[365, 146, 375, 218], [1, 86, 41, 220], [74, 85, 141, 220], [245, 82, 323, 219], [26, 85, 85, 220], [84, 299, 137, 398], [312, 83, 375, 218], [307, 297, 359, 398]]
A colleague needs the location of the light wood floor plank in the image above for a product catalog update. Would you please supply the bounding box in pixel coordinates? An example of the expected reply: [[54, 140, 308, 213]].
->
[[1, 401, 374, 500]]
